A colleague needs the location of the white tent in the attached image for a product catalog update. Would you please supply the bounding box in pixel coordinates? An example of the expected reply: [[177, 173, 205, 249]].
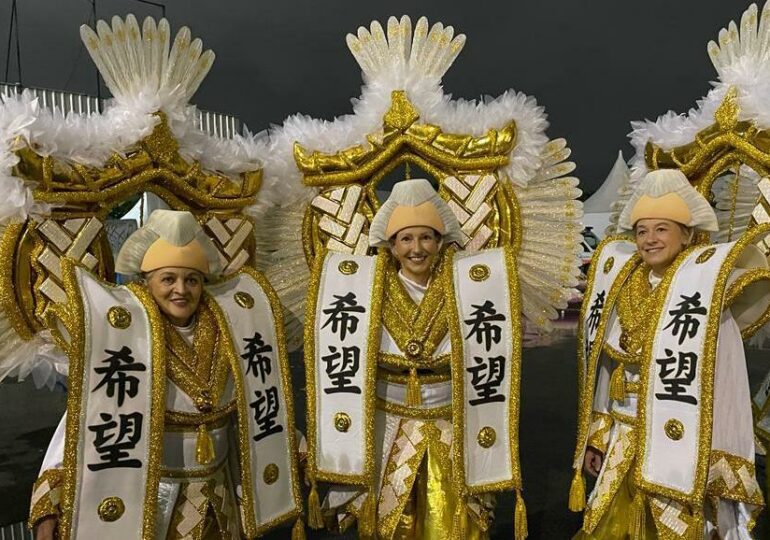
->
[[582, 151, 629, 237]]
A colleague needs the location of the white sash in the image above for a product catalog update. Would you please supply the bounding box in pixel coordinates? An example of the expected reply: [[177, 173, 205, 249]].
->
[[306, 252, 381, 485], [60, 262, 163, 540], [637, 243, 733, 499], [206, 268, 302, 536], [573, 239, 637, 468], [451, 246, 522, 491]]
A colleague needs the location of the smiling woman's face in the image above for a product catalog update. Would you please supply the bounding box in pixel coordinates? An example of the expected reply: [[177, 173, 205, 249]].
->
[[634, 218, 691, 275], [389, 226, 441, 286], [145, 267, 204, 326]]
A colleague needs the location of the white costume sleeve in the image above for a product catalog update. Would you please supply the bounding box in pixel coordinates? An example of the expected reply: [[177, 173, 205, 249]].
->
[[40, 412, 66, 472]]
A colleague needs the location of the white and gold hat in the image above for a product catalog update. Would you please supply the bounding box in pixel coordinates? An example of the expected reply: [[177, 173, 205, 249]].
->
[[115, 209, 222, 276], [369, 179, 462, 248], [618, 169, 718, 232]]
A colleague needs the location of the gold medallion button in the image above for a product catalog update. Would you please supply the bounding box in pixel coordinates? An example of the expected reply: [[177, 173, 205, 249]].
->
[[98, 496, 125, 522], [405, 340, 423, 358], [234, 291, 254, 309], [664, 419, 684, 441], [603, 257, 615, 274], [334, 412, 351, 433], [338, 260, 359, 275], [477, 426, 497, 448], [263, 463, 279, 485], [107, 306, 132, 329], [469, 264, 490, 282], [696, 247, 716, 264]]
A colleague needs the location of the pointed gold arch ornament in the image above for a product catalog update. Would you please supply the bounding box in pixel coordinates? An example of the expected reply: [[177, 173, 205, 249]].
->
[[0, 15, 268, 383], [257, 15, 584, 349], [622, 2, 770, 253]]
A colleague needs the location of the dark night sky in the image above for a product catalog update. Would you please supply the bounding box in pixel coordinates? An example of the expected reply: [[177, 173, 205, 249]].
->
[[0, 0, 757, 192]]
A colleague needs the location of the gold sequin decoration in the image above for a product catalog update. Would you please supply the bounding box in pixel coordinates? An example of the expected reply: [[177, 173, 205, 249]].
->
[[338, 260, 359, 275], [603, 256, 614, 274], [263, 463, 280, 485], [696, 247, 716, 264], [234, 291, 254, 309], [97, 496, 125, 522], [477, 426, 497, 448], [469, 264, 490, 282], [405, 340, 422, 358], [334, 412, 351, 433], [107, 306, 132, 329], [664, 419, 684, 441]]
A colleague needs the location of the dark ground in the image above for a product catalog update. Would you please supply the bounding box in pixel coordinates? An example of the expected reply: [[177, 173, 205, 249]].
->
[[2, 336, 769, 539]]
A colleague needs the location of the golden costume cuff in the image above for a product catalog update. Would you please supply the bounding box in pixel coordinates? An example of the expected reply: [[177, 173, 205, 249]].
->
[[586, 412, 613, 455], [28, 468, 63, 529], [705, 450, 764, 505]]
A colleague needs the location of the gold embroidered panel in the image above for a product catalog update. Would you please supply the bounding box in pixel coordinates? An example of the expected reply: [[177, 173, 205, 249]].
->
[[298, 91, 521, 263], [1, 114, 261, 340]]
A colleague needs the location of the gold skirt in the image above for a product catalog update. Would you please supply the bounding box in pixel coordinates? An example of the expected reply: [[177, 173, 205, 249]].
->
[[573, 473, 656, 540]]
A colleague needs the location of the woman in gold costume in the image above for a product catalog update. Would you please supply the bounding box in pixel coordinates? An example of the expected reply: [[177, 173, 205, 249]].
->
[[31, 210, 301, 540], [571, 169, 769, 539]]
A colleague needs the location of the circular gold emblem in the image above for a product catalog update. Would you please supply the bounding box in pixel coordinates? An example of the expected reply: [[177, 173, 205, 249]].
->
[[234, 291, 254, 309], [98, 496, 125, 522], [334, 412, 351, 433], [469, 264, 490, 282], [263, 463, 280, 485], [405, 340, 423, 358], [194, 390, 213, 413], [477, 426, 497, 448], [696, 247, 716, 264], [603, 257, 615, 274], [664, 419, 684, 441], [107, 306, 131, 329], [338, 260, 359, 275]]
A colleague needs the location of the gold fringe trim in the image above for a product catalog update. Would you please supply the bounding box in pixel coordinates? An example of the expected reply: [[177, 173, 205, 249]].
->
[[515, 490, 528, 540], [609, 364, 626, 401], [307, 482, 324, 529], [690, 509, 705, 540], [406, 368, 422, 406], [357, 491, 377, 538], [628, 491, 646, 539], [195, 424, 215, 465], [568, 470, 586, 512], [292, 518, 306, 540]]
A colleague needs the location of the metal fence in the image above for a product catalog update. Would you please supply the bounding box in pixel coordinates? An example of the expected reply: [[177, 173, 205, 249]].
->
[[0, 83, 242, 139], [0, 522, 32, 540]]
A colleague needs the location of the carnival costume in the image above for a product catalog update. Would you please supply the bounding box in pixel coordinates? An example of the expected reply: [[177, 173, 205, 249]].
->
[[571, 168, 770, 539], [253, 15, 585, 539], [0, 14, 302, 540]]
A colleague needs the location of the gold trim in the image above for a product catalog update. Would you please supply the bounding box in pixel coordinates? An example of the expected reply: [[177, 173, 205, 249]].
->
[[696, 247, 716, 264], [107, 306, 131, 329], [603, 256, 614, 274], [377, 351, 451, 370], [375, 397, 452, 419], [377, 369, 450, 385]]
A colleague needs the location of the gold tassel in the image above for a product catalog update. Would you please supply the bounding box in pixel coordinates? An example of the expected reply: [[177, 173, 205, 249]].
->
[[515, 490, 528, 540], [628, 491, 646, 539], [195, 424, 215, 465], [357, 492, 377, 538], [292, 518, 306, 540], [307, 481, 324, 530], [452, 499, 468, 537], [568, 470, 586, 512], [406, 368, 422, 406], [609, 364, 626, 401]]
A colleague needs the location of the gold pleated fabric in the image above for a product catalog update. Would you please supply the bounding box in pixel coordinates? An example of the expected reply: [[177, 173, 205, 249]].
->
[[573, 473, 656, 540]]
